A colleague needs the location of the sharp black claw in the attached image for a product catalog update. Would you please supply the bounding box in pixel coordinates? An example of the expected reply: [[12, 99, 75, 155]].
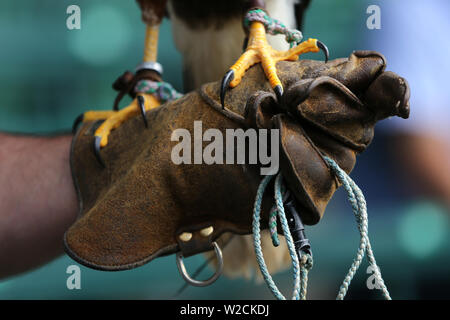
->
[[220, 70, 234, 109], [137, 95, 148, 128], [94, 136, 105, 168], [72, 113, 84, 134], [316, 40, 329, 63], [274, 85, 283, 102]]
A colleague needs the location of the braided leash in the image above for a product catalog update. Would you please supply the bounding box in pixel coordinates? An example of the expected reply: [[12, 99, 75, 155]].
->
[[135, 79, 183, 103], [322, 156, 391, 300], [273, 174, 312, 300], [244, 9, 303, 48], [254, 157, 391, 300], [299, 253, 313, 300], [268, 182, 287, 247], [252, 173, 312, 300]]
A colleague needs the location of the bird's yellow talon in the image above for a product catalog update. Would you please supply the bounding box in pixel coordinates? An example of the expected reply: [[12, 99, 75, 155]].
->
[[281, 38, 320, 61], [83, 111, 116, 121], [223, 22, 327, 104], [77, 93, 160, 149], [95, 134, 108, 148]]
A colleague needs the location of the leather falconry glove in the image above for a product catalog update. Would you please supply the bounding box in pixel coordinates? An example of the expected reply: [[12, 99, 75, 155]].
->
[[65, 51, 410, 274]]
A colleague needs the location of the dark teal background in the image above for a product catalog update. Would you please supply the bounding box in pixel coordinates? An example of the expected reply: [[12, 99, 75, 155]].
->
[[0, 0, 448, 299]]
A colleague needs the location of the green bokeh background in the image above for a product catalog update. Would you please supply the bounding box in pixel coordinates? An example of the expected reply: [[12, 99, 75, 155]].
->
[[0, 0, 448, 299]]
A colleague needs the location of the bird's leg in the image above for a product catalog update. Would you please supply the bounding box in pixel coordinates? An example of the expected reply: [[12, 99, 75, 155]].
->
[[220, 7, 329, 108], [73, 17, 170, 166], [72, 0, 181, 167], [91, 93, 160, 147]]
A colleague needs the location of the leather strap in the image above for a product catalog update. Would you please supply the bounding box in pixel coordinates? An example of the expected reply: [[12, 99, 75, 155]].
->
[[112, 69, 162, 111]]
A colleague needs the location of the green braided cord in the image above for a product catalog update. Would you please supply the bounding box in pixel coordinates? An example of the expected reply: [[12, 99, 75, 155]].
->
[[260, 156, 390, 300], [252, 173, 300, 300], [323, 156, 391, 300], [273, 173, 301, 300], [244, 9, 303, 48], [252, 172, 313, 300], [299, 252, 313, 300], [268, 210, 280, 246], [135, 79, 183, 104], [268, 181, 286, 247], [274, 174, 313, 300]]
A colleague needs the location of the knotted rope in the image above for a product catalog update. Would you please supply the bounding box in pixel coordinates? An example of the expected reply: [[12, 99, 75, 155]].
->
[[244, 9, 303, 48], [253, 157, 391, 300], [135, 79, 183, 103]]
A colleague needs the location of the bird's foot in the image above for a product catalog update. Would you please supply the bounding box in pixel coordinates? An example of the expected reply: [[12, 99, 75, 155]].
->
[[221, 21, 329, 107], [72, 93, 160, 166]]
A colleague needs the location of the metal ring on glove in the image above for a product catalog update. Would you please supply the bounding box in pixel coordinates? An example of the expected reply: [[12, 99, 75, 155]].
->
[[176, 241, 223, 287], [135, 61, 163, 76]]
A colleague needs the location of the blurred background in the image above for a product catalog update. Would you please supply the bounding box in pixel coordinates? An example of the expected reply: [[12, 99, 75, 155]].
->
[[0, 0, 449, 299]]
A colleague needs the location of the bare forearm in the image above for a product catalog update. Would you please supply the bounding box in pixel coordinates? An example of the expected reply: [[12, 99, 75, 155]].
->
[[0, 133, 78, 279]]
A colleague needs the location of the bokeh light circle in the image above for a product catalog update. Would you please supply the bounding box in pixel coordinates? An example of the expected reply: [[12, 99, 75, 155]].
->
[[397, 201, 448, 259], [68, 4, 131, 66]]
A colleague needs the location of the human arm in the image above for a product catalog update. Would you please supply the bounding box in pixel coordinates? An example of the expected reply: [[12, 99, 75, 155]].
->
[[0, 133, 78, 279]]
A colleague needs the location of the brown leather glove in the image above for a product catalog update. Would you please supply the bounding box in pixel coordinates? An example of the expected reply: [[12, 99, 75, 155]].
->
[[64, 51, 409, 271]]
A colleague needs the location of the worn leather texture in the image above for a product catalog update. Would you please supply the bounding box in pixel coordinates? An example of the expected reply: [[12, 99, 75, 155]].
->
[[64, 51, 410, 271]]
